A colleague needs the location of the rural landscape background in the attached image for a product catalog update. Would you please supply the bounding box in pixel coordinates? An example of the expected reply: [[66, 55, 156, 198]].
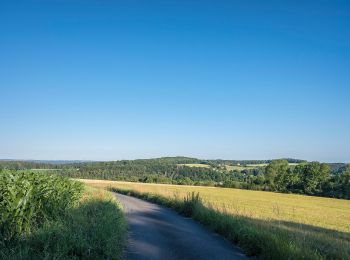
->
[[1, 1, 350, 260], [1, 158, 350, 259]]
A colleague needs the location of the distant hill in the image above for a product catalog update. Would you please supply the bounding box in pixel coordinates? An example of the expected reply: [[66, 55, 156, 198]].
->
[[0, 159, 94, 164], [0, 157, 347, 174], [328, 163, 348, 174], [0, 157, 342, 167]]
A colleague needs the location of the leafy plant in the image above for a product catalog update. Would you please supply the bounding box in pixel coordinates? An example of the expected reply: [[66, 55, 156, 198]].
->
[[0, 171, 83, 240]]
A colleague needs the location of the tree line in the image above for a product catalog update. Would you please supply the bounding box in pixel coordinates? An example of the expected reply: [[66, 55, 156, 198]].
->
[[0, 157, 349, 199], [224, 160, 350, 199]]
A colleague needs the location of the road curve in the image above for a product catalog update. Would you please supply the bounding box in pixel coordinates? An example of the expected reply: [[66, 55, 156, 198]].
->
[[114, 193, 247, 260]]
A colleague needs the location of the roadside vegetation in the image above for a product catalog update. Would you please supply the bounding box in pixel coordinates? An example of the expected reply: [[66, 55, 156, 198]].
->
[[1, 157, 348, 199], [0, 171, 126, 260], [84, 180, 350, 259]]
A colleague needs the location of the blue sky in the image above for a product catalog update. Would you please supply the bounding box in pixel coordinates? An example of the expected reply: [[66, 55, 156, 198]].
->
[[1, 1, 349, 162]]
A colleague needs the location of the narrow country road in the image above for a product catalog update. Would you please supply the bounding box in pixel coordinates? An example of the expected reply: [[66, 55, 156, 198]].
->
[[114, 193, 247, 260]]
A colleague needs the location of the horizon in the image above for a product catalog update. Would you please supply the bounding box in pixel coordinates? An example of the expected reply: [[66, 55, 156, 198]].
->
[[0, 156, 348, 164], [1, 1, 350, 162]]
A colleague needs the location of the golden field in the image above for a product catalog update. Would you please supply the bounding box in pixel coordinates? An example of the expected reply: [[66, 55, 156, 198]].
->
[[81, 179, 350, 258], [80, 179, 350, 233]]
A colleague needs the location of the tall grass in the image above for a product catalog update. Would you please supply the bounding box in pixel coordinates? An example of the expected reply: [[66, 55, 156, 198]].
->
[[0, 171, 126, 259]]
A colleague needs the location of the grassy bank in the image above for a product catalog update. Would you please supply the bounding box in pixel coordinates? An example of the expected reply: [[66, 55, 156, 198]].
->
[[83, 180, 350, 259], [0, 171, 126, 260]]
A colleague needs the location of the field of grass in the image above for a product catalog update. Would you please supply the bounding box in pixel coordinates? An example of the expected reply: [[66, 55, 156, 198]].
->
[[179, 163, 265, 171], [246, 163, 269, 167], [181, 163, 267, 171], [82, 179, 350, 259], [226, 163, 298, 171], [178, 163, 211, 168], [225, 165, 258, 171], [0, 171, 126, 259]]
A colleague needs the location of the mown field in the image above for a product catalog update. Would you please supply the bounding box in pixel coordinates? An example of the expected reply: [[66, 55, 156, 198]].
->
[[179, 163, 267, 171], [82, 179, 350, 259], [0, 171, 126, 260], [178, 163, 212, 168], [225, 162, 298, 171]]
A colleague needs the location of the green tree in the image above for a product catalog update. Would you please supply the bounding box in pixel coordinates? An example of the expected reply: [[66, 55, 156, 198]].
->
[[299, 162, 330, 195], [265, 160, 289, 191], [340, 165, 350, 198]]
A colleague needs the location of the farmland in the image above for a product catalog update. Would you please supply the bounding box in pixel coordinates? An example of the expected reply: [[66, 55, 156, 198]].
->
[[225, 164, 265, 171], [178, 163, 212, 168], [225, 162, 298, 171], [82, 179, 350, 259]]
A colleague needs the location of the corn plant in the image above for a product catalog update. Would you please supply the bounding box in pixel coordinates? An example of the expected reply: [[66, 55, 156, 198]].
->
[[0, 170, 83, 240]]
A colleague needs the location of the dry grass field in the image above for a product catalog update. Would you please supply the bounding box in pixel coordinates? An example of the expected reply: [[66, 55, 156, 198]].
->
[[178, 163, 211, 168], [80, 179, 350, 233], [225, 163, 298, 171], [225, 165, 258, 171], [81, 179, 350, 259]]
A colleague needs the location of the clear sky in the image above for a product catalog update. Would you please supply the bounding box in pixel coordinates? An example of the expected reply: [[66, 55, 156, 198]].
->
[[1, 1, 349, 162]]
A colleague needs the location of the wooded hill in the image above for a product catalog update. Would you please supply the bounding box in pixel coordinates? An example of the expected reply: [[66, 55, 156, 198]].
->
[[1, 157, 349, 199]]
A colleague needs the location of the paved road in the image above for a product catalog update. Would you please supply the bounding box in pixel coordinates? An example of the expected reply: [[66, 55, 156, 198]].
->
[[114, 193, 247, 260]]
